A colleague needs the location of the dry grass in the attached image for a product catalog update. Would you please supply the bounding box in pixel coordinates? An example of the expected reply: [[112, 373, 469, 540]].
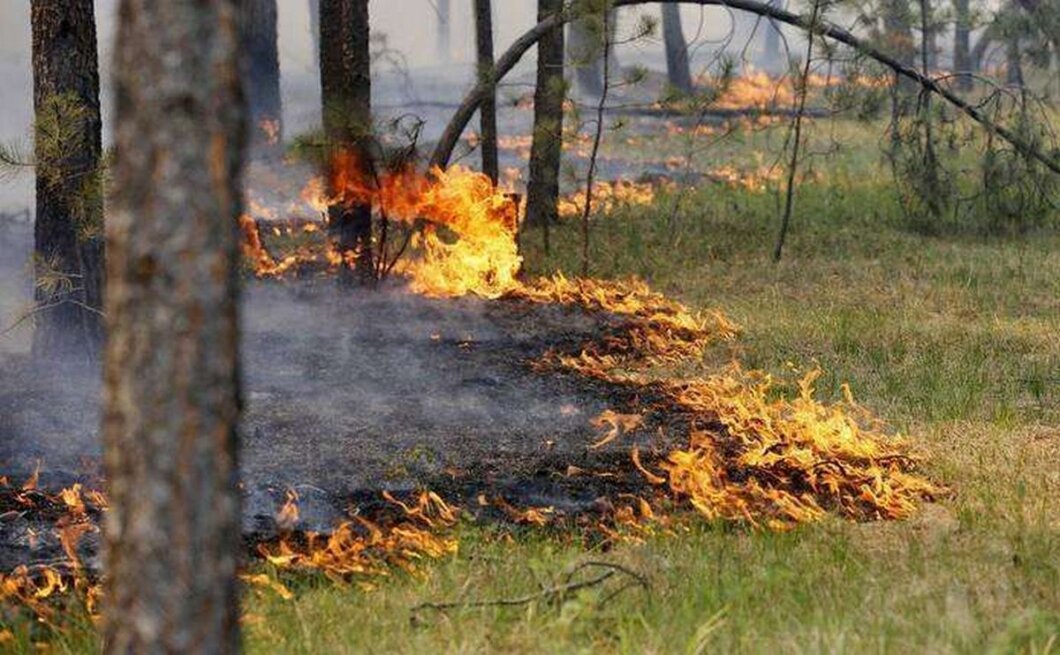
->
[[4, 118, 1058, 654]]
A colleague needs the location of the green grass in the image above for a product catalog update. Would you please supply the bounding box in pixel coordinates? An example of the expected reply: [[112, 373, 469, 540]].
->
[[4, 120, 1059, 654]]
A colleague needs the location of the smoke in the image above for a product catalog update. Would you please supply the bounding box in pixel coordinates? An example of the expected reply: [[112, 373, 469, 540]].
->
[[1, 209, 615, 505]]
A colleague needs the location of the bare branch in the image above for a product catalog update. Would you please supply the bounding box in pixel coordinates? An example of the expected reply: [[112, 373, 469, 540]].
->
[[428, 0, 1060, 176]]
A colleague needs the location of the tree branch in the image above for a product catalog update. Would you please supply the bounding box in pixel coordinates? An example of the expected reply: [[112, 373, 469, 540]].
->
[[428, 0, 1060, 176]]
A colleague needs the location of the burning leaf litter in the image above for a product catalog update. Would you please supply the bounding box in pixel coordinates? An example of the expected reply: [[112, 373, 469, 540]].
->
[[240, 156, 940, 528], [3, 159, 941, 628]]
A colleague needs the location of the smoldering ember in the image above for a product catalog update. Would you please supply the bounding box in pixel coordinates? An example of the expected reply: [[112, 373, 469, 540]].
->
[[2, 0, 1058, 652]]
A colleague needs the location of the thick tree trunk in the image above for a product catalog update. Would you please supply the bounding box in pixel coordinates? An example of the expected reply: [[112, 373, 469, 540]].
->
[[320, 0, 374, 284], [953, 0, 971, 89], [474, 0, 499, 183], [103, 0, 245, 652], [29, 0, 104, 361], [661, 4, 693, 92], [242, 0, 283, 156], [525, 0, 566, 245]]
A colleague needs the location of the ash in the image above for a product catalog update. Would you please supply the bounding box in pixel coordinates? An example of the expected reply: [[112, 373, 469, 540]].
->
[[1, 220, 660, 536]]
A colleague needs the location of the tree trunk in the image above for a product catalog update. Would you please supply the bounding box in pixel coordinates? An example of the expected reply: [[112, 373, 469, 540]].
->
[[568, 15, 602, 97], [242, 0, 283, 157], [953, 0, 971, 89], [568, 9, 618, 97], [430, 0, 1060, 177], [29, 0, 104, 361], [661, 4, 693, 93], [881, 0, 915, 66], [1005, 36, 1023, 86], [103, 0, 245, 652], [922, 0, 938, 70], [764, 0, 784, 70], [525, 0, 566, 248], [474, 0, 499, 183], [320, 0, 374, 285], [437, 0, 452, 63]]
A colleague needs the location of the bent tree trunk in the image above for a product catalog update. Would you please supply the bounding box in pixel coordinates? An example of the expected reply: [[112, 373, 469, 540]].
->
[[525, 0, 566, 245], [320, 0, 374, 284], [103, 0, 245, 652], [661, 4, 693, 92], [474, 0, 499, 183], [29, 0, 104, 360], [430, 0, 1060, 177], [242, 0, 283, 156]]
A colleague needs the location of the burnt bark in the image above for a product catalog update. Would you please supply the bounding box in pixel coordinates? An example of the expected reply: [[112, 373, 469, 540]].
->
[[242, 0, 283, 156], [525, 0, 566, 247], [661, 4, 693, 93], [29, 0, 104, 361], [320, 0, 374, 284], [953, 0, 971, 89], [474, 0, 499, 184], [103, 0, 246, 652]]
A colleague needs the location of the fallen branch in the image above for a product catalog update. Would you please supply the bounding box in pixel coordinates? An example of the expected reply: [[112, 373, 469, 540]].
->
[[429, 0, 1060, 176], [410, 560, 648, 613]]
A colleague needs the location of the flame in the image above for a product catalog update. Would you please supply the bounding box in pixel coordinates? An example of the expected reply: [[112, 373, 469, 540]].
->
[[1, 477, 103, 627], [558, 180, 664, 219], [245, 153, 523, 298], [528, 283, 943, 527], [257, 490, 459, 580]]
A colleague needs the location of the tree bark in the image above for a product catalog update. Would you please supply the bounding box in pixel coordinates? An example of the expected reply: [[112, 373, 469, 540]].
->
[[953, 0, 971, 90], [525, 0, 566, 248], [661, 4, 693, 93], [103, 0, 245, 652], [320, 0, 374, 284], [474, 0, 499, 183], [242, 0, 283, 157], [29, 0, 104, 361]]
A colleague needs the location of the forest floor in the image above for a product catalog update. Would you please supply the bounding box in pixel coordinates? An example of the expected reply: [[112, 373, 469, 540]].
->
[[8, 118, 1060, 654]]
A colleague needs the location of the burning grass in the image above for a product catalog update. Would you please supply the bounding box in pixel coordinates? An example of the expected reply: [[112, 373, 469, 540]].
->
[[238, 158, 940, 533], [2, 159, 944, 640]]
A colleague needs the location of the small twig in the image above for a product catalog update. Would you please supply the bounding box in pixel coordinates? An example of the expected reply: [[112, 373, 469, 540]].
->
[[410, 560, 647, 614], [773, 0, 820, 262], [2, 294, 104, 336], [579, 3, 612, 278]]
